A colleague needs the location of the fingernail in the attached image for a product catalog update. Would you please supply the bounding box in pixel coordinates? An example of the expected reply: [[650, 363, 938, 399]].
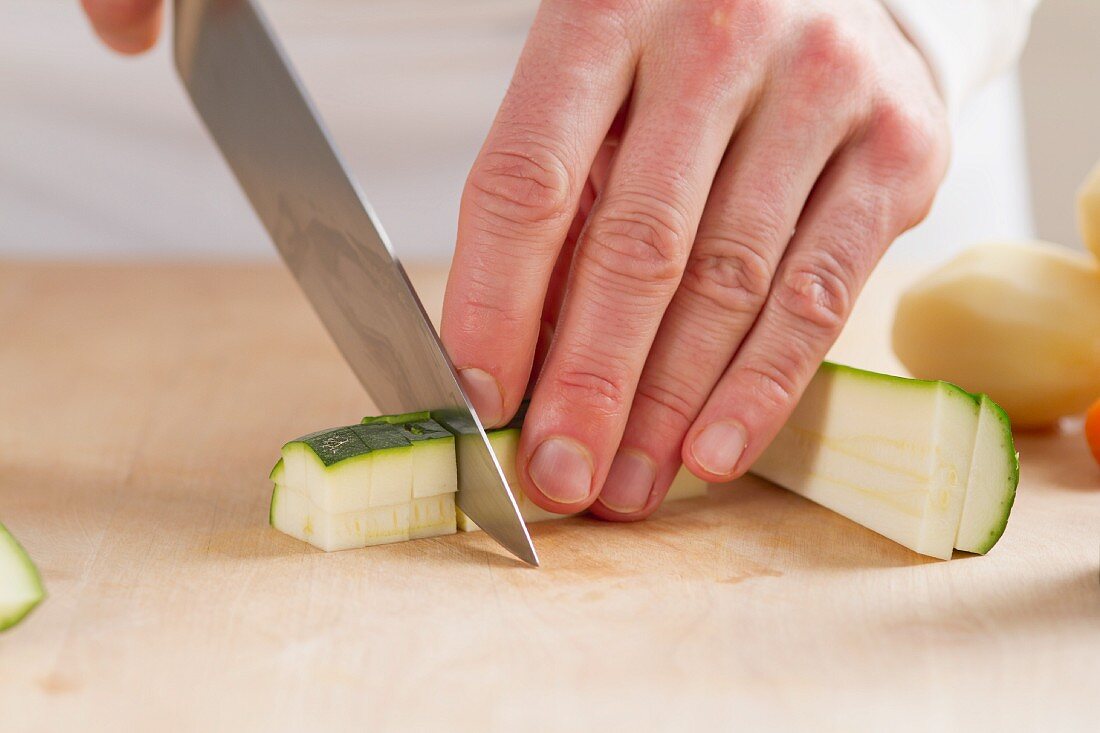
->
[[529, 437, 593, 505], [598, 449, 656, 514], [691, 422, 747, 477], [458, 367, 503, 427]]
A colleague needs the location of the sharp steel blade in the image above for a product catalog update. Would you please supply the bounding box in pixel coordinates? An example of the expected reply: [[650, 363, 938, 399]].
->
[[173, 0, 537, 566]]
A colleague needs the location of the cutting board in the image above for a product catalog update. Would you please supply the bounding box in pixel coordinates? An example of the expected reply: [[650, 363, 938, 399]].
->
[[1, 261, 1097, 731]]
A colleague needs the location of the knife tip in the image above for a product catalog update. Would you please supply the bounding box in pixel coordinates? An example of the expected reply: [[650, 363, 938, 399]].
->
[[513, 541, 540, 568]]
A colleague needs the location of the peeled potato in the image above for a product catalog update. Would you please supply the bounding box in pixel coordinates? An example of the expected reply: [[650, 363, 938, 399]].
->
[[1079, 159, 1100, 261], [892, 241, 1100, 428]]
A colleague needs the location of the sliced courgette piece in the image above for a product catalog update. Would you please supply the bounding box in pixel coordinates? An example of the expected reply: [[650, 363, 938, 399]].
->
[[955, 395, 1019, 553], [351, 423, 414, 507], [270, 483, 412, 551], [751, 363, 995, 560], [278, 424, 413, 514], [362, 415, 457, 498], [409, 494, 457, 540], [0, 522, 45, 632]]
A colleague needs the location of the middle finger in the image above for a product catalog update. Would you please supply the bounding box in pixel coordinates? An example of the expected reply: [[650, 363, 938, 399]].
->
[[516, 23, 756, 513], [595, 50, 865, 518]]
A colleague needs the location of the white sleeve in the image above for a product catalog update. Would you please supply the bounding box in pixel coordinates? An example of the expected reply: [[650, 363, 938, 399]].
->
[[880, 0, 1041, 113]]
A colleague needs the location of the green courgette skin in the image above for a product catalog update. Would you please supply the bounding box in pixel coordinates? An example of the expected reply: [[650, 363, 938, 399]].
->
[[967, 396, 1020, 554], [286, 423, 411, 468]]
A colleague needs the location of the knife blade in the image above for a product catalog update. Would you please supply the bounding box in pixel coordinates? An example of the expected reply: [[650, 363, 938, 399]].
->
[[172, 0, 537, 566]]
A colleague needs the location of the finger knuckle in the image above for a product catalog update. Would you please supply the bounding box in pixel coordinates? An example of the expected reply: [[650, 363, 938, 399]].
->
[[634, 377, 699, 431], [587, 198, 691, 289], [550, 0, 637, 59], [565, 0, 635, 16], [699, 0, 777, 40], [453, 287, 525, 335], [866, 98, 945, 179], [681, 237, 774, 316], [775, 253, 854, 334], [791, 14, 866, 93], [686, 0, 754, 55], [864, 99, 950, 228], [553, 359, 631, 416], [466, 145, 573, 233], [738, 359, 799, 412]]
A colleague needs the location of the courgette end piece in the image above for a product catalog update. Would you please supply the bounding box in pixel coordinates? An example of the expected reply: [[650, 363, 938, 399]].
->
[[0, 522, 46, 633], [955, 395, 1019, 555]]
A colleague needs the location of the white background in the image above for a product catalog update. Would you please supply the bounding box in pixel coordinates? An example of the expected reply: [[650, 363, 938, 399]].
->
[[0, 0, 1094, 265]]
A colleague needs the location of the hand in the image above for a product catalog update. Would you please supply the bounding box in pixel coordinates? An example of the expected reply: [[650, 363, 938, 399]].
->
[[81, 0, 162, 54], [441, 0, 949, 520]]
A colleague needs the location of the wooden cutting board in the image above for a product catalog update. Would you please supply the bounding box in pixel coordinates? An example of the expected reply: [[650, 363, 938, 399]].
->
[[1, 261, 1097, 731]]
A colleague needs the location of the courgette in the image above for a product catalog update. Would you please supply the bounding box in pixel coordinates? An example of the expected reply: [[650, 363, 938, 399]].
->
[[0, 522, 45, 632], [268, 363, 1017, 558], [271, 483, 412, 551], [362, 414, 457, 499], [271, 421, 456, 551], [751, 363, 1017, 558]]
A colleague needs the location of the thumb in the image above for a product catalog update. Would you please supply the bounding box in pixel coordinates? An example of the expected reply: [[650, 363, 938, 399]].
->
[[81, 0, 163, 54]]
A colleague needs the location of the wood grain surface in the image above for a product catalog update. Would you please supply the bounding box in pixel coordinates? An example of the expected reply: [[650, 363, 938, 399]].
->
[[1, 261, 1097, 731]]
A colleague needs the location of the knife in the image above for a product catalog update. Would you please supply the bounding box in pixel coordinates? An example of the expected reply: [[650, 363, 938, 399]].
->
[[173, 0, 538, 566]]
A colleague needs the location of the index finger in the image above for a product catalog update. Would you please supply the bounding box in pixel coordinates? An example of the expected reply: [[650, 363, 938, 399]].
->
[[440, 1, 635, 427]]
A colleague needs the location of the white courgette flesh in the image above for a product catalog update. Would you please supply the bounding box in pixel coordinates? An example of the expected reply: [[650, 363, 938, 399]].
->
[[0, 522, 45, 632], [271, 415, 457, 552], [752, 363, 1017, 559], [271, 485, 414, 550], [363, 413, 458, 499]]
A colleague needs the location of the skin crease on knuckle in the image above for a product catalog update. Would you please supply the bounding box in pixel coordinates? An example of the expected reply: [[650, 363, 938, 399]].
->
[[679, 240, 774, 319], [585, 204, 691, 291], [776, 248, 859, 334], [466, 145, 576, 236]]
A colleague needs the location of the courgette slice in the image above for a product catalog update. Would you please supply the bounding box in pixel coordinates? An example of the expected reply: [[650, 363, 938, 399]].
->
[[363, 415, 456, 499], [270, 421, 455, 551], [751, 362, 1016, 559], [0, 522, 45, 632], [955, 395, 1019, 553], [409, 494, 457, 540], [271, 483, 412, 551], [280, 424, 413, 514]]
